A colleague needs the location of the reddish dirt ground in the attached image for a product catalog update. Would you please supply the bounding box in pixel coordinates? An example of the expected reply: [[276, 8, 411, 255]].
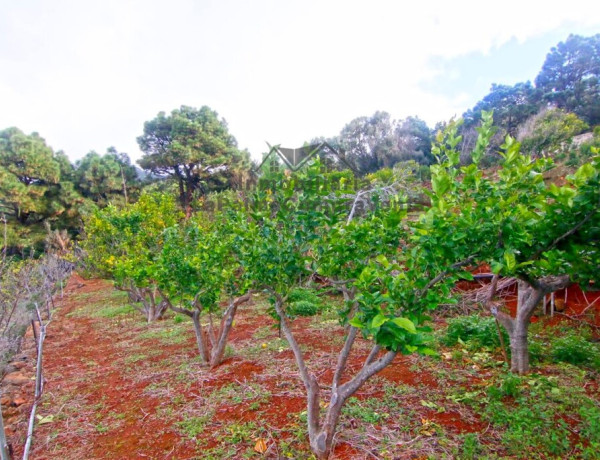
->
[[2, 273, 599, 459]]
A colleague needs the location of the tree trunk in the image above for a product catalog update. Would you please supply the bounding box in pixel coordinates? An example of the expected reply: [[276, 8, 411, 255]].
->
[[184, 181, 193, 218], [491, 277, 570, 374], [146, 300, 168, 322], [309, 396, 344, 460], [147, 303, 156, 324], [271, 292, 397, 459], [491, 280, 539, 374], [509, 319, 530, 373], [192, 311, 209, 364], [209, 292, 252, 368], [132, 287, 168, 323]]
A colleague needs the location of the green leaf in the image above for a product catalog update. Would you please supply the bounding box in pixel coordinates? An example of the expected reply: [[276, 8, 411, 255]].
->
[[375, 254, 389, 268], [573, 163, 595, 184], [418, 347, 438, 357], [349, 316, 364, 328], [391, 317, 417, 334], [504, 251, 516, 272], [371, 313, 387, 328], [491, 261, 504, 274], [36, 414, 54, 425], [459, 271, 474, 281], [432, 174, 451, 197]]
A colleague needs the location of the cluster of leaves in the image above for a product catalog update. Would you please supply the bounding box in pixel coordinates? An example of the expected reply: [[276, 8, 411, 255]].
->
[[0, 127, 144, 255], [310, 112, 434, 175], [154, 204, 251, 315], [137, 105, 250, 213], [2, 105, 252, 256], [551, 332, 600, 369], [528, 324, 600, 370], [518, 108, 589, 156]]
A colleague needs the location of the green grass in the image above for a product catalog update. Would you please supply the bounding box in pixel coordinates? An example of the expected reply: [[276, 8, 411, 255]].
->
[[208, 382, 271, 406], [454, 371, 600, 458], [177, 415, 211, 439], [122, 348, 163, 364], [90, 303, 136, 318], [137, 324, 190, 344]]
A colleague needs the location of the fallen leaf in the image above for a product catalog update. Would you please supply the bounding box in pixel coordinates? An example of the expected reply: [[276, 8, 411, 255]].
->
[[254, 438, 268, 454], [36, 414, 54, 425]]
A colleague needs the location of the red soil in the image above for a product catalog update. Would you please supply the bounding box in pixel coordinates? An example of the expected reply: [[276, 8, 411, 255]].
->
[[5, 272, 594, 459]]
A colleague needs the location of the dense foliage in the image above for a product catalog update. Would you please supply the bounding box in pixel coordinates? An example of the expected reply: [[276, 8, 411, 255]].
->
[[83, 194, 182, 322], [137, 105, 250, 215]]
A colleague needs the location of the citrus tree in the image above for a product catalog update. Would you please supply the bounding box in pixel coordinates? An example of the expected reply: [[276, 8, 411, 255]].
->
[[430, 113, 600, 374], [238, 157, 490, 458], [83, 193, 182, 322], [153, 205, 252, 367]]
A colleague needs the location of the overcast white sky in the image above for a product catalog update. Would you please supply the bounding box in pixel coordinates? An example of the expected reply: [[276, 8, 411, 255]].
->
[[1, 0, 599, 162]]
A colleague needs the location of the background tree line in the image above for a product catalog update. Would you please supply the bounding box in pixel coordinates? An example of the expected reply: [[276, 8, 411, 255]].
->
[[2, 33, 599, 255]]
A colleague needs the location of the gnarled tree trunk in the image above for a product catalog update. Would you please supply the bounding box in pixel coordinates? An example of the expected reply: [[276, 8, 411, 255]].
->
[[209, 292, 252, 367], [123, 284, 168, 323], [491, 276, 571, 374], [272, 295, 396, 459], [166, 292, 252, 367]]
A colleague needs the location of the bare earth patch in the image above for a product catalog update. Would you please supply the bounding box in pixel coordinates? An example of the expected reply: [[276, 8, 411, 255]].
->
[[3, 274, 599, 459]]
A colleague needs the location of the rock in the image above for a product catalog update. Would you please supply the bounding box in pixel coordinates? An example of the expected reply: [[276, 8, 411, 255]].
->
[[2, 365, 17, 375], [3, 372, 30, 385], [9, 361, 27, 370], [2, 407, 19, 418], [12, 397, 26, 407]]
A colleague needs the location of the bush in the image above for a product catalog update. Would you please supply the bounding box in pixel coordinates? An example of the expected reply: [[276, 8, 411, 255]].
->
[[284, 288, 324, 318], [527, 338, 545, 364], [442, 314, 508, 348], [518, 108, 588, 156], [551, 332, 600, 369], [288, 287, 321, 305], [493, 373, 522, 398], [289, 300, 319, 317]]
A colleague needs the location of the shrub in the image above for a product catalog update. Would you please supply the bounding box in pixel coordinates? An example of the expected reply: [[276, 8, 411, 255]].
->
[[527, 338, 545, 364], [551, 332, 600, 369], [459, 433, 483, 459], [288, 287, 321, 305], [494, 373, 522, 398], [289, 300, 319, 317], [442, 314, 508, 348]]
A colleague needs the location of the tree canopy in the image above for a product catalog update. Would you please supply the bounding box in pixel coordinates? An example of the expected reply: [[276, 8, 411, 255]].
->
[[0, 127, 75, 227], [75, 148, 139, 205], [334, 112, 433, 175], [463, 82, 541, 137], [137, 105, 250, 214], [535, 34, 600, 125]]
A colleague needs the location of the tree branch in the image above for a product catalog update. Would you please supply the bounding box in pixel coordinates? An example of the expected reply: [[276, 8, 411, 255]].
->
[[532, 199, 599, 260], [418, 255, 477, 297], [331, 327, 358, 391]]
